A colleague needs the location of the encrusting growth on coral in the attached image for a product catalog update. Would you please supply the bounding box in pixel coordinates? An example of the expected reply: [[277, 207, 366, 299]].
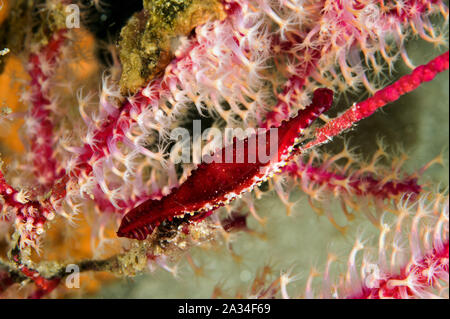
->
[[118, 0, 226, 93], [0, 0, 448, 298]]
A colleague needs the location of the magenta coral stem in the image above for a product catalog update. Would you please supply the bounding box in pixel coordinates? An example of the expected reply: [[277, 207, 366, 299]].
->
[[284, 160, 422, 200], [27, 29, 68, 191], [305, 51, 449, 150]]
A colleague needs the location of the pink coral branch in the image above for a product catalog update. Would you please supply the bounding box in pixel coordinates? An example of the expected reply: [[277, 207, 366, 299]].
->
[[284, 160, 421, 200], [0, 164, 56, 249], [351, 241, 449, 299], [305, 51, 449, 150], [26, 29, 68, 191]]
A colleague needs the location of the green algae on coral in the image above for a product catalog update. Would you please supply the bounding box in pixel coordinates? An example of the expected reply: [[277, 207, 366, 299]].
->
[[118, 0, 226, 94]]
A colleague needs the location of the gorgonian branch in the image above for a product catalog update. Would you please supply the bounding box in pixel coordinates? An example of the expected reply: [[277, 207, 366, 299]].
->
[[304, 51, 449, 150]]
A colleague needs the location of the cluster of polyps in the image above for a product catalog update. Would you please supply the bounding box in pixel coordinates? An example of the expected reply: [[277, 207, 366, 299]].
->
[[343, 193, 449, 299], [43, 0, 443, 214], [22, 30, 68, 191], [116, 88, 333, 240], [61, 0, 447, 218], [231, 192, 448, 299], [0, 160, 53, 251]]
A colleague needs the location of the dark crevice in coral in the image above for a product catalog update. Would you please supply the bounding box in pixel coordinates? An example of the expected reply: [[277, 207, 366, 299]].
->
[[76, 0, 143, 41], [75, 0, 143, 67]]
